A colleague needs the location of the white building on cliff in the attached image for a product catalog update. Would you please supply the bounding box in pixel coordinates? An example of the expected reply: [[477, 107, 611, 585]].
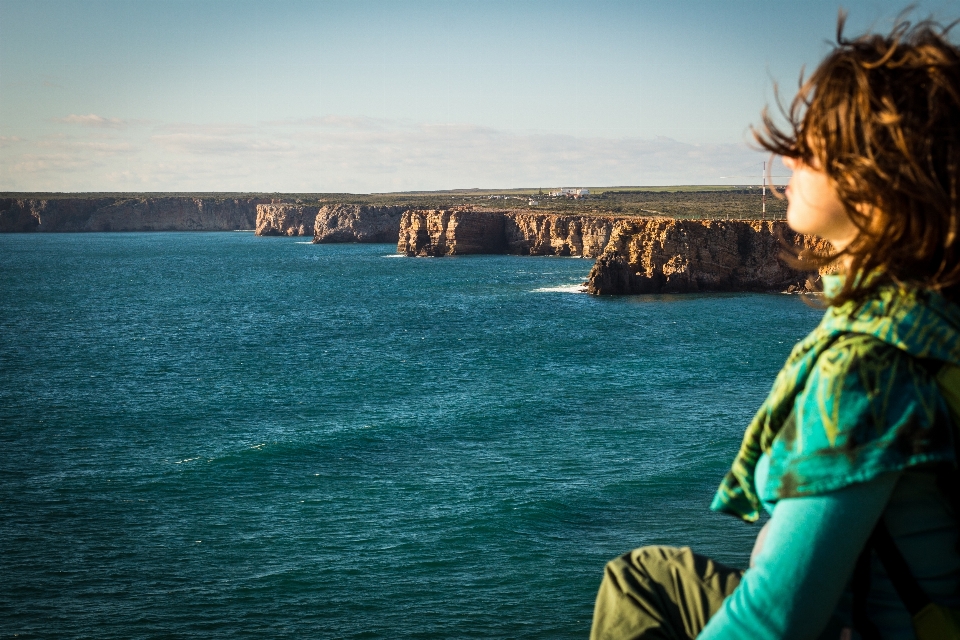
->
[[548, 188, 590, 198]]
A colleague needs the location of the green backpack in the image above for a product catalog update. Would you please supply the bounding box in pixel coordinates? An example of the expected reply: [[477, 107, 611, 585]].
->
[[854, 364, 960, 640]]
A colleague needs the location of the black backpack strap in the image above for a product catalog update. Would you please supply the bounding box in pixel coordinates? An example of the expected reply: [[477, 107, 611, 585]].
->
[[935, 467, 960, 554], [852, 543, 883, 640], [853, 517, 936, 637], [871, 518, 933, 616]]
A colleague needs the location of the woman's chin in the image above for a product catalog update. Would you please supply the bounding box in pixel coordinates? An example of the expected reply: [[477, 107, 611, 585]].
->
[[785, 212, 809, 235]]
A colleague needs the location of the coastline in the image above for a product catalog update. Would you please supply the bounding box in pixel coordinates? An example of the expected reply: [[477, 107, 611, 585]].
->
[[1, 191, 817, 295]]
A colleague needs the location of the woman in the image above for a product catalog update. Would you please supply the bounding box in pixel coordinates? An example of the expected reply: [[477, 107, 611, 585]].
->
[[591, 14, 960, 640]]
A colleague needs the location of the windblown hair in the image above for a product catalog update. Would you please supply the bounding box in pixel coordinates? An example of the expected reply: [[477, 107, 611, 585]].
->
[[756, 12, 960, 304]]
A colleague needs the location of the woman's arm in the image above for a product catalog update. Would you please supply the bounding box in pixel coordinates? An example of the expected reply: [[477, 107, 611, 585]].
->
[[698, 472, 900, 640]]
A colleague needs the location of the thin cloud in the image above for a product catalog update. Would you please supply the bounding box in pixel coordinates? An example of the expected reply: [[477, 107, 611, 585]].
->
[[2, 115, 773, 192], [151, 132, 295, 155], [284, 118, 765, 190], [10, 152, 100, 174], [35, 134, 138, 155], [57, 114, 127, 129], [153, 122, 255, 135]]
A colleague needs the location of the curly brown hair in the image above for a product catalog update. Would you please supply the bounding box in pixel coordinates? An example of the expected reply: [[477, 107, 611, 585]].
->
[[755, 12, 960, 304]]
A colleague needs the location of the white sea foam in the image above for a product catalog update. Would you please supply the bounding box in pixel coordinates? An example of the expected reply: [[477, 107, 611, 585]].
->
[[532, 284, 587, 293], [295, 241, 314, 244], [382, 254, 406, 258]]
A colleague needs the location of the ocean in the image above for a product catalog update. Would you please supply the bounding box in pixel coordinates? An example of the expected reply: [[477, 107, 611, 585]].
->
[[0, 232, 822, 638]]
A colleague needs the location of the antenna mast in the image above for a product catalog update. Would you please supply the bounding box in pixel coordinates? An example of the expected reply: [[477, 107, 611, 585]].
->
[[762, 161, 766, 220]]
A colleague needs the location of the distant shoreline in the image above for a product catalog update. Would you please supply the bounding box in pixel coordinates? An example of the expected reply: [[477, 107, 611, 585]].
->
[[1, 191, 813, 296], [1, 187, 787, 235]]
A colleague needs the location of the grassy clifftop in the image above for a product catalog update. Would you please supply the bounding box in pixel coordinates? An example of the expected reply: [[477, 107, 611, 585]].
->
[[0, 186, 786, 221]]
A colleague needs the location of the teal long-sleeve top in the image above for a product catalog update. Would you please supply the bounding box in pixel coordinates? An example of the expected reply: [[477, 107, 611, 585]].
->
[[698, 454, 960, 640], [702, 280, 960, 639]]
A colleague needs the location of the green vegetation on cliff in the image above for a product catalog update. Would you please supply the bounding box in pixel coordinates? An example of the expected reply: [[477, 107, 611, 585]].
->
[[2, 187, 786, 222]]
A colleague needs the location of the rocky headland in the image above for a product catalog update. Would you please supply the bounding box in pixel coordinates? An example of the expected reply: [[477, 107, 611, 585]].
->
[[255, 203, 320, 237], [397, 208, 826, 294], [582, 218, 828, 294], [254, 203, 410, 242], [0, 197, 266, 232], [313, 204, 409, 243], [398, 208, 621, 257]]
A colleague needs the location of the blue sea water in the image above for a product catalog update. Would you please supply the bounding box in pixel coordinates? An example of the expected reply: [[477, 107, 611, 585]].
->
[[0, 232, 822, 639]]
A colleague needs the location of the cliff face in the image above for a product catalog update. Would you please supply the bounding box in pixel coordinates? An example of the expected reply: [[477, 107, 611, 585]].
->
[[255, 204, 320, 236], [398, 208, 825, 293], [399, 209, 657, 258], [397, 209, 507, 256], [504, 213, 617, 257], [0, 197, 265, 232], [399, 209, 621, 257], [584, 219, 829, 294], [312, 204, 409, 243]]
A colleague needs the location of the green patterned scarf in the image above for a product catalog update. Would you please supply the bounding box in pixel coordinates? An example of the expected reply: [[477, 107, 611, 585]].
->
[[711, 278, 960, 522]]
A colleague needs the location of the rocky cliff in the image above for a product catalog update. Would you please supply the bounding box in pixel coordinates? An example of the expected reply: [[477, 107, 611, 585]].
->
[[254, 203, 410, 241], [398, 208, 826, 293], [312, 204, 409, 243], [398, 208, 619, 257], [0, 197, 266, 232], [255, 204, 320, 236], [583, 218, 828, 294], [397, 208, 507, 256]]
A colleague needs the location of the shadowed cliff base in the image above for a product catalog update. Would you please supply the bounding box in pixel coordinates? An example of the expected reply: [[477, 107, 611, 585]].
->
[[585, 249, 823, 295]]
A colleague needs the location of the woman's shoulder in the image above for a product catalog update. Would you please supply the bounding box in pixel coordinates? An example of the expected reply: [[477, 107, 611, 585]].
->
[[810, 332, 927, 402]]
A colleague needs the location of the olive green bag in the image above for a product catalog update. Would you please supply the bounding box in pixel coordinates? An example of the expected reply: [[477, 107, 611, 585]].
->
[[912, 604, 960, 640]]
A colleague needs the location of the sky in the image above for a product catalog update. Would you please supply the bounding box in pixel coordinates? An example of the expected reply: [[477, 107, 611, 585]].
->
[[0, 0, 956, 193]]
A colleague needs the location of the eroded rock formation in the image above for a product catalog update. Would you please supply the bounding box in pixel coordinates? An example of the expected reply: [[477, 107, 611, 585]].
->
[[312, 204, 409, 243], [255, 204, 320, 236], [586, 251, 636, 295], [398, 208, 620, 257], [504, 213, 617, 256], [583, 219, 829, 294], [397, 208, 507, 256], [0, 197, 266, 232]]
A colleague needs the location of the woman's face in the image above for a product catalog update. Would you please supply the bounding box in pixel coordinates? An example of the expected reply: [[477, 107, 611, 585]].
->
[[782, 155, 857, 249]]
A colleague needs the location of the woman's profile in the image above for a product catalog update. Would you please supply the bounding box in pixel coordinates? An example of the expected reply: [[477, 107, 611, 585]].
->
[[591, 11, 960, 640]]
